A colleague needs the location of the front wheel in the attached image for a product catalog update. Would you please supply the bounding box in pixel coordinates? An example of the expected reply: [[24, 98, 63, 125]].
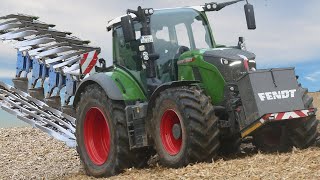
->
[[152, 87, 220, 168], [75, 84, 151, 177]]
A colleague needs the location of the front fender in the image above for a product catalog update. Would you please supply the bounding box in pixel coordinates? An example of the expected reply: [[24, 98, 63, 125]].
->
[[147, 80, 199, 113], [73, 73, 123, 107]]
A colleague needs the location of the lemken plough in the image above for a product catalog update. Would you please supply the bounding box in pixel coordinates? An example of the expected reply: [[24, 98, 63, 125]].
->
[[0, 14, 100, 147]]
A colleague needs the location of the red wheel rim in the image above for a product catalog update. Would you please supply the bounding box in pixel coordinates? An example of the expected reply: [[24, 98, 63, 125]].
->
[[84, 107, 111, 165], [160, 109, 182, 155]]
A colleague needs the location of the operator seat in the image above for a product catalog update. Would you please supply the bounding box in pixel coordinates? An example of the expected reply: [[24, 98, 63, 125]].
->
[[153, 38, 177, 81]]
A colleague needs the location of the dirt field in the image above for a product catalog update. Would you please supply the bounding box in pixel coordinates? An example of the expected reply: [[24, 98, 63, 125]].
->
[[0, 93, 319, 180]]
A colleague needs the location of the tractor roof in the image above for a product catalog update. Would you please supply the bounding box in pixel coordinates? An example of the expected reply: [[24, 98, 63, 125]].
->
[[106, 6, 204, 31]]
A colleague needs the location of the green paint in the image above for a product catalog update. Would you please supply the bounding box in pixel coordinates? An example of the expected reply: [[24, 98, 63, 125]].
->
[[174, 10, 227, 104], [178, 50, 226, 104], [109, 67, 147, 101]]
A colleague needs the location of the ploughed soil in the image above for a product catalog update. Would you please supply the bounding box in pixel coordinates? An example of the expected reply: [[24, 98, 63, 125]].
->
[[0, 93, 320, 180]]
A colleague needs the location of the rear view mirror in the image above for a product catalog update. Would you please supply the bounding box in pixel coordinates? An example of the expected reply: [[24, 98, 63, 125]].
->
[[244, 3, 256, 30], [120, 15, 136, 42]]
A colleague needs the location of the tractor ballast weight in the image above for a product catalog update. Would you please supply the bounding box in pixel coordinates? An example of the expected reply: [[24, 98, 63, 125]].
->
[[0, 0, 318, 178], [236, 68, 314, 136], [238, 68, 304, 126]]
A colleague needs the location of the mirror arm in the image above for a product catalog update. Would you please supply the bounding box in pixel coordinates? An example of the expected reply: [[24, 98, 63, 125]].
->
[[216, 0, 244, 11]]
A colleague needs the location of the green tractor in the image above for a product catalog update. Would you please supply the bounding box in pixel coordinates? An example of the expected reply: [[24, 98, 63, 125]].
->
[[73, 0, 317, 177], [0, 0, 317, 178]]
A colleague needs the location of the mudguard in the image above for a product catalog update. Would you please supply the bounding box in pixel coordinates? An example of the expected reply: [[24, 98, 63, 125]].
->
[[147, 80, 199, 113], [73, 73, 124, 106]]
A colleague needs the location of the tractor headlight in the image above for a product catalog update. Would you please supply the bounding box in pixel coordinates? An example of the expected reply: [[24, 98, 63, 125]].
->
[[229, 61, 241, 67], [142, 51, 148, 56], [139, 45, 146, 52], [144, 8, 154, 15], [212, 3, 218, 9], [143, 55, 149, 60], [204, 3, 218, 11], [148, 9, 154, 15], [142, 51, 149, 60], [221, 58, 229, 65]]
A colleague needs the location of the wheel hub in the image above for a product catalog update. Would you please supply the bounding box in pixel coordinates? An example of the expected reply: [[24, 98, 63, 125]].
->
[[172, 123, 182, 140]]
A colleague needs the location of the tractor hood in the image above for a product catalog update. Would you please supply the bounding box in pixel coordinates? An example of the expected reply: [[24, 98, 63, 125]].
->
[[203, 48, 256, 61], [202, 48, 256, 82]]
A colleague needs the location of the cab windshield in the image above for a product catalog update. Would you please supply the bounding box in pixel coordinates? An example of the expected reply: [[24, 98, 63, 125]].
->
[[151, 8, 214, 66]]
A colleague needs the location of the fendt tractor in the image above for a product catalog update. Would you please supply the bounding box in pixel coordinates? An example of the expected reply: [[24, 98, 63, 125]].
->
[[0, 0, 318, 177]]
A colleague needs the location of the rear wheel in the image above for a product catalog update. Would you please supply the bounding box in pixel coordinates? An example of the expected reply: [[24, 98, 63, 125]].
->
[[76, 84, 151, 177], [152, 87, 220, 168], [287, 88, 318, 148]]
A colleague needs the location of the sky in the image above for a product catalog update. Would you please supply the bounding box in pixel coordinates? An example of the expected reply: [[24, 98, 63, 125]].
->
[[0, 0, 319, 127]]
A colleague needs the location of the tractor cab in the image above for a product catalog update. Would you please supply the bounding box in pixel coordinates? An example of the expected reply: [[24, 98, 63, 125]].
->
[[112, 8, 213, 83], [108, 0, 256, 92]]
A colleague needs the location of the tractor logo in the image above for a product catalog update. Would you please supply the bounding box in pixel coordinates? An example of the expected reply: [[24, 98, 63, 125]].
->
[[258, 89, 296, 101]]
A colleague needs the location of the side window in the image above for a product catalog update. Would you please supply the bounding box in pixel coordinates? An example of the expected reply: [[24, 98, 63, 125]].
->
[[175, 23, 190, 48], [113, 26, 140, 71], [155, 26, 170, 41], [191, 20, 211, 49]]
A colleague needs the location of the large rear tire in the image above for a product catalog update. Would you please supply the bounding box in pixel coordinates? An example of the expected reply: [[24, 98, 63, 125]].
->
[[287, 88, 318, 148], [151, 87, 220, 168], [75, 84, 151, 177]]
